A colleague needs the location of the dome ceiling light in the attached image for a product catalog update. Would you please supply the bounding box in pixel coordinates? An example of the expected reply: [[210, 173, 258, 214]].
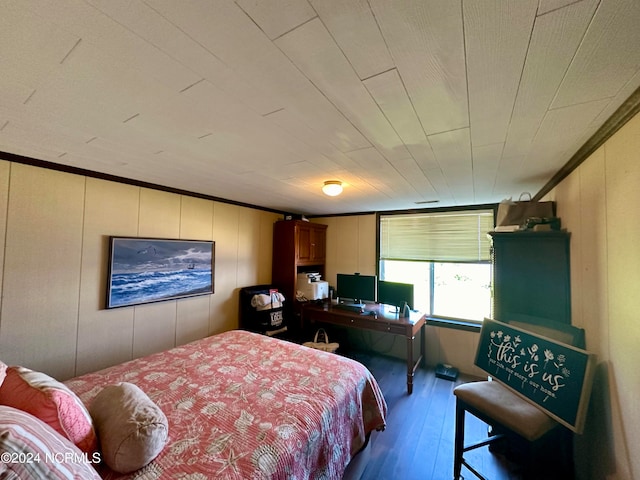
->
[[322, 180, 343, 196]]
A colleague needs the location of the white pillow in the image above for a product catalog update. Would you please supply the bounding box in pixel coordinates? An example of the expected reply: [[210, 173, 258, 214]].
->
[[0, 360, 6, 386]]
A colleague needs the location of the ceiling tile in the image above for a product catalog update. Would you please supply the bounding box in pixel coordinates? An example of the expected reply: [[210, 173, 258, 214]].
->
[[0, 0, 638, 215]]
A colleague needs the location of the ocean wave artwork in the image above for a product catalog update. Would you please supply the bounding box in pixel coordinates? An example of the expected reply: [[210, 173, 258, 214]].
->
[[107, 237, 214, 308]]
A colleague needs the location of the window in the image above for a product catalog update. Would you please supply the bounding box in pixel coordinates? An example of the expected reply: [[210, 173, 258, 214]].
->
[[378, 208, 495, 323]]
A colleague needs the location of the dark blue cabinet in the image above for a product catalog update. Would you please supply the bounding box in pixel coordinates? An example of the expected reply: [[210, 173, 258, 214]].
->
[[490, 231, 571, 325]]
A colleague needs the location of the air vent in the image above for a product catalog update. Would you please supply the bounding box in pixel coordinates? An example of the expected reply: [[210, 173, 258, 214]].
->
[[414, 200, 440, 205]]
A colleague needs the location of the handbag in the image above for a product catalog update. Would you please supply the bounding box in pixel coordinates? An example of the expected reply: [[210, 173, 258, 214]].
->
[[302, 328, 339, 353], [497, 192, 555, 228]]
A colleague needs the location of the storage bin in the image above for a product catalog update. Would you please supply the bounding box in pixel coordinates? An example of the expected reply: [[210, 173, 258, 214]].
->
[[239, 284, 288, 336]]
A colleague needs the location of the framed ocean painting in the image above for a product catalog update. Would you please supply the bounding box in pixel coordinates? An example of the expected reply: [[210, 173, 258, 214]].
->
[[106, 237, 214, 308]]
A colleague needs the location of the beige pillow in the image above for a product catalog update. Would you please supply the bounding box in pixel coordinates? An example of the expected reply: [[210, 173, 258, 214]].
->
[[89, 382, 168, 474]]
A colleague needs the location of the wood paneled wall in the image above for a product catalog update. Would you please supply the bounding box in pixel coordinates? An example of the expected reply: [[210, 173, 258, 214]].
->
[[0, 160, 280, 380], [546, 112, 640, 480]]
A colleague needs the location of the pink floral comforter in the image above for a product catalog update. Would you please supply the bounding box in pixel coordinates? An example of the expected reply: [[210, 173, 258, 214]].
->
[[65, 330, 387, 479]]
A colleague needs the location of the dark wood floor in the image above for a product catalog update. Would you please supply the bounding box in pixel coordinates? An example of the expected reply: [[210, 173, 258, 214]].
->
[[347, 351, 523, 480]]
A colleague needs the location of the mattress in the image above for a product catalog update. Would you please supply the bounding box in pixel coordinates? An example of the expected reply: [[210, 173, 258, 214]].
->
[[65, 330, 387, 479]]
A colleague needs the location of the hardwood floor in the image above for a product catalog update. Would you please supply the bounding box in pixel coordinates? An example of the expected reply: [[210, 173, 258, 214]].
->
[[348, 351, 523, 480]]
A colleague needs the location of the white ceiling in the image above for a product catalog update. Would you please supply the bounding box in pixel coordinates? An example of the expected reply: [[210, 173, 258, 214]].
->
[[1, 0, 640, 215]]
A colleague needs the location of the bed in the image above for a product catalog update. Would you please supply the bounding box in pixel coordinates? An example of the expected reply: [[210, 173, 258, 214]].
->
[[64, 329, 387, 479]]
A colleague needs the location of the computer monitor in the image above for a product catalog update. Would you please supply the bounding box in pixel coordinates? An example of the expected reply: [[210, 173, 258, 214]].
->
[[336, 273, 377, 303], [377, 280, 414, 311]]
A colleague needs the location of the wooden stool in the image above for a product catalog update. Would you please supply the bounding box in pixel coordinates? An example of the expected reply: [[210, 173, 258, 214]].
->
[[453, 380, 572, 480], [454, 316, 588, 479]]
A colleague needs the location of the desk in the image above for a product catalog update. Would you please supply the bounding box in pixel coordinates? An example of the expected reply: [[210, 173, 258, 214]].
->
[[301, 302, 426, 394]]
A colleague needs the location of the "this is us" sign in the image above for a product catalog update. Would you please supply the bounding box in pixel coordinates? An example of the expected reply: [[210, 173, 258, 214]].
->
[[475, 318, 596, 433]]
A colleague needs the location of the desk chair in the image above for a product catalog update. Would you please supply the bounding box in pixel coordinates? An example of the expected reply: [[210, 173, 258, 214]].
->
[[453, 317, 586, 480]]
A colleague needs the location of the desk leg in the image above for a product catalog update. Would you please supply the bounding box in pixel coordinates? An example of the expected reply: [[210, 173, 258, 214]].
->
[[406, 324, 426, 395], [420, 322, 426, 368], [406, 335, 414, 394]]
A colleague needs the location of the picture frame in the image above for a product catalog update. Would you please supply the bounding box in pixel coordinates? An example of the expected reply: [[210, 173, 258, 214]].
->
[[106, 237, 215, 309]]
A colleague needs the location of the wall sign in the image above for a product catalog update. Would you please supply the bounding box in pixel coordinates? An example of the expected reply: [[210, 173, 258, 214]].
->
[[475, 318, 597, 433]]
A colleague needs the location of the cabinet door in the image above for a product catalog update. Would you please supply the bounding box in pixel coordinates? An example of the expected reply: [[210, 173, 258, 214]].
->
[[296, 224, 312, 262], [296, 223, 327, 264], [310, 226, 326, 262], [492, 232, 571, 324]]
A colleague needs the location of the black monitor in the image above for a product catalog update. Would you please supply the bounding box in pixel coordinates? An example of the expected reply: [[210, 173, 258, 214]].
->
[[336, 273, 377, 303], [377, 280, 414, 311]]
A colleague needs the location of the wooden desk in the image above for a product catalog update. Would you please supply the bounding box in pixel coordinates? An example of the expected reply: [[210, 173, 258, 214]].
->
[[301, 302, 426, 394]]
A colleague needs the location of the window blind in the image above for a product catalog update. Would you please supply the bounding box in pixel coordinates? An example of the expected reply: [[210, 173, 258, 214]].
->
[[380, 210, 494, 262]]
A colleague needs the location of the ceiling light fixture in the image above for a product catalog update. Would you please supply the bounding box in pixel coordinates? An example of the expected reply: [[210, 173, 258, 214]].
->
[[322, 180, 343, 196]]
